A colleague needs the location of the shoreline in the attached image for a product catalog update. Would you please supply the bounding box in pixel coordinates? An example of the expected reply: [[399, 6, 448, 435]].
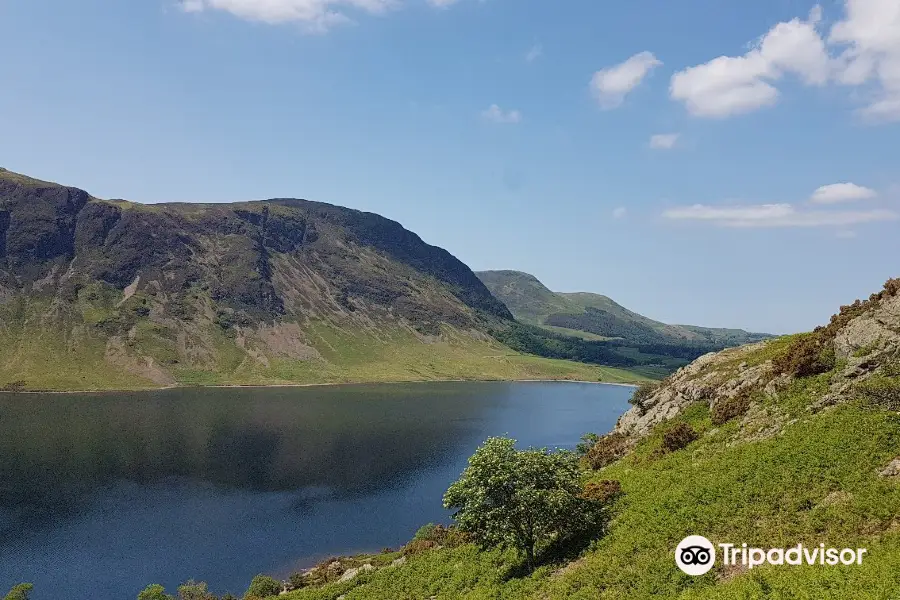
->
[[0, 378, 640, 395]]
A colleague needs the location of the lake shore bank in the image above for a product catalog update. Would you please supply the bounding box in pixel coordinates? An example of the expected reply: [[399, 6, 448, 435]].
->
[[1, 378, 639, 395]]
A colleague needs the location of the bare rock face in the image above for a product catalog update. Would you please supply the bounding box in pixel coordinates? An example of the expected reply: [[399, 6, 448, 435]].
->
[[833, 293, 900, 360], [615, 344, 775, 438]]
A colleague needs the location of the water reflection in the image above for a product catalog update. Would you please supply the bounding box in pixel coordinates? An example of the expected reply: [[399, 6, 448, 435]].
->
[[0, 382, 632, 599], [0, 385, 486, 529]]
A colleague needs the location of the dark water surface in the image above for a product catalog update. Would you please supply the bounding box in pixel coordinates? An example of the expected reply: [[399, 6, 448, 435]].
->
[[0, 382, 633, 599]]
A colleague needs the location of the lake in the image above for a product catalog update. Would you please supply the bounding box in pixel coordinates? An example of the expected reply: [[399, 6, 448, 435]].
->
[[0, 381, 633, 599]]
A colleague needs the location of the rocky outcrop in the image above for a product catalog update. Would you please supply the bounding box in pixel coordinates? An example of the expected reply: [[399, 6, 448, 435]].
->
[[615, 343, 774, 437], [615, 280, 900, 440], [833, 292, 900, 360]]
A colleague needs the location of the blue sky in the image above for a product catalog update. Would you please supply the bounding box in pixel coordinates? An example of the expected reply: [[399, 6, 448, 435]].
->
[[1, 0, 898, 334]]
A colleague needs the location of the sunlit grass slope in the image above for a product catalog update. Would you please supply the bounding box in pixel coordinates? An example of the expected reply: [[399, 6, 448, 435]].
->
[[0, 303, 651, 391]]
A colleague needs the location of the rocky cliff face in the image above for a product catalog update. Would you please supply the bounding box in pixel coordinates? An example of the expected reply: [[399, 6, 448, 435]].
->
[[615, 279, 900, 439], [0, 168, 514, 388]]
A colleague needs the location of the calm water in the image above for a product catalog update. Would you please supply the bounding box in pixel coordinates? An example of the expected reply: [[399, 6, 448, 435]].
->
[[0, 382, 633, 599]]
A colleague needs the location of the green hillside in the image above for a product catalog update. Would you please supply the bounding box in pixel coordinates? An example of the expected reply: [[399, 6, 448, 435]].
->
[[477, 270, 771, 347], [475, 270, 772, 374], [0, 169, 649, 390]]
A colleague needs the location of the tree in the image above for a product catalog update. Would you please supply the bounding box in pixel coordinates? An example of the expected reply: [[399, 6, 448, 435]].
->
[[178, 580, 215, 600], [137, 585, 174, 600], [575, 433, 600, 456], [443, 437, 609, 572], [3, 584, 33, 600], [243, 575, 281, 599]]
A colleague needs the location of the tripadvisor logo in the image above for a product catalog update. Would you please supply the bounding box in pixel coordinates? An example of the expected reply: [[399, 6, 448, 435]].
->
[[675, 536, 868, 576], [676, 536, 716, 575]]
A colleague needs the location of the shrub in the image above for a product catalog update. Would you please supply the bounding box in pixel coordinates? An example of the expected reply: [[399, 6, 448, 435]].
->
[[581, 480, 623, 504], [137, 585, 174, 600], [411, 523, 471, 548], [412, 523, 441, 541], [177, 581, 214, 600], [585, 432, 630, 470], [773, 334, 836, 378], [629, 382, 659, 415], [856, 376, 900, 411], [244, 575, 281, 600], [3, 584, 33, 600], [1, 381, 27, 392], [402, 539, 439, 556], [711, 393, 752, 425], [287, 572, 307, 591], [662, 423, 698, 453]]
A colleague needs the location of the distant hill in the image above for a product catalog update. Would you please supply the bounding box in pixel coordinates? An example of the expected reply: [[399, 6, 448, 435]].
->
[[476, 270, 772, 368], [0, 168, 647, 390]]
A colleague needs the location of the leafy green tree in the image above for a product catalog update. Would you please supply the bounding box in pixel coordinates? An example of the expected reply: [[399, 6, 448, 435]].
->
[[575, 432, 600, 456], [3, 584, 33, 600], [137, 584, 175, 600], [443, 437, 608, 572], [178, 580, 215, 600], [244, 575, 281, 599]]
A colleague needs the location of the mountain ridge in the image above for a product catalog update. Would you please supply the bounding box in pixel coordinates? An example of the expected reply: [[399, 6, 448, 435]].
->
[[0, 168, 642, 390], [476, 269, 770, 346]]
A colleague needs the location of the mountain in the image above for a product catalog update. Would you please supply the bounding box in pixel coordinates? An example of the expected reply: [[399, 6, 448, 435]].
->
[[0, 168, 643, 390], [476, 270, 771, 347]]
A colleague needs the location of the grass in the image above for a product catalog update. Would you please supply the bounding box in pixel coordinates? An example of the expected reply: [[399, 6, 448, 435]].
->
[[0, 298, 653, 391], [0, 297, 151, 391], [541, 325, 616, 342], [275, 362, 900, 600], [172, 322, 653, 388]]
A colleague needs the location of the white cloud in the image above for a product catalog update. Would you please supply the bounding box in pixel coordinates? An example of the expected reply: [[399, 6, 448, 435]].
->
[[180, 0, 401, 30], [829, 0, 900, 119], [612, 207, 627, 219], [810, 182, 878, 204], [670, 6, 828, 118], [590, 51, 662, 109], [481, 104, 522, 124], [525, 44, 543, 63], [428, 0, 461, 7], [649, 133, 679, 149], [670, 1, 900, 120], [662, 202, 896, 228]]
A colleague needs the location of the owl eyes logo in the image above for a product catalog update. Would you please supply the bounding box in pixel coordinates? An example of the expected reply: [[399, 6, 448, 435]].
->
[[676, 536, 716, 575], [680, 545, 712, 566]]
